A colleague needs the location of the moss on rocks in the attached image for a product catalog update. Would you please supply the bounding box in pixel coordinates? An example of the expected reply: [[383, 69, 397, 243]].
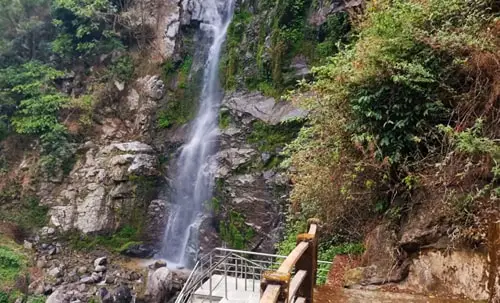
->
[[219, 211, 255, 250]]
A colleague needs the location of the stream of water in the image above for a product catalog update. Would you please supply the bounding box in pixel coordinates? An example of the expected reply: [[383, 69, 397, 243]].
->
[[159, 0, 235, 267]]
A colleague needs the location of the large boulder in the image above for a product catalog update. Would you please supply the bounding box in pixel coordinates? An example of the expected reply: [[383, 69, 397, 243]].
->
[[113, 284, 133, 303], [223, 91, 307, 125], [42, 141, 160, 234], [145, 267, 174, 303], [137, 75, 165, 101], [46, 284, 86, 303], [401, 251, 489, 301], [357, 223, 409, 285]]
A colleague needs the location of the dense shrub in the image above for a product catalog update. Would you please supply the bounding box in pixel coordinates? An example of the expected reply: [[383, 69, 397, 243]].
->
[[0, 245, 25, 287], [0, 62, 74, 176], [288, 0, 498, 240]]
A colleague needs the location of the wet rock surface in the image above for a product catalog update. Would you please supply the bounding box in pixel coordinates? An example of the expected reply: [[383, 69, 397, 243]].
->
[[120, 243, 157, 259], [193, 90, 302, 253]]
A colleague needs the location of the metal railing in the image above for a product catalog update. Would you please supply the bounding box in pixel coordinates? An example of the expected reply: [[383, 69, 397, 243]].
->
[[175, 243, 330, 303], [260, 219, 321, 303]]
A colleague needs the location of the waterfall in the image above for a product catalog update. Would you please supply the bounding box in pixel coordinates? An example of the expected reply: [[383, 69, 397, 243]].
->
[[160, 0, 235, 267]]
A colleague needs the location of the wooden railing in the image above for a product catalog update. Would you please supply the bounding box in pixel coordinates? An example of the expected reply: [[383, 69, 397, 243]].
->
[[260, 219, 320, 303]]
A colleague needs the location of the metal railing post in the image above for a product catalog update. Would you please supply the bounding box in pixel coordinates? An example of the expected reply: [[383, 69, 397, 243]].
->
[[253, 266, 256, 291], [224, 257, 228, 299], [245, 258, 248, 291], [235, 258, 238, 290]]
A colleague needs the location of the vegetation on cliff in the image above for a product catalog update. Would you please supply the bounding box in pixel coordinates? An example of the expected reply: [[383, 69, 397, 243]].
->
[[287, 0, 499, 246], [0, 235, 44, 303], [220, 0, 351, 96], [0, 0, 153, 178]]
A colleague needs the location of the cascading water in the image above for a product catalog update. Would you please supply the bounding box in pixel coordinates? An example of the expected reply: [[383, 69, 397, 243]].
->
[[160, 0, 235, 267]]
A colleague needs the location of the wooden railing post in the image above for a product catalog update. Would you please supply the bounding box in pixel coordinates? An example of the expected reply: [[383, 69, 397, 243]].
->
[[488, 220, 500, 302], [260, 271, 291, 303], [259, 218, 320, 303], [294, 218, 320, 303]]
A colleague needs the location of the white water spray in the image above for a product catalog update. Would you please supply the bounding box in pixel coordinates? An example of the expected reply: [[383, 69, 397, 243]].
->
[[160, 0, 235, 267]]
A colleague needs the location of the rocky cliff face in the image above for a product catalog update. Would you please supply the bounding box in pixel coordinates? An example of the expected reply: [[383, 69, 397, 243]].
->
[[29, 0, 309, 254], [195, 91, 306, 253], [38, 74, 167, 236], [41, 141, 160, 234], [2, 0, 495, 302]]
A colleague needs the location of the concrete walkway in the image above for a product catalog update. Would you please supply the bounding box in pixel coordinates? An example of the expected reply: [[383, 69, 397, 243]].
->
[[192, 274, 261, 303]]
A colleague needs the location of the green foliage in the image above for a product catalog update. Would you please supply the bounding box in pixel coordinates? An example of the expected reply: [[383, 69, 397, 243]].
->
[[0, 61, 66, 131], [0, 155, 7, 175], [0, 292, 7, 303], [266, 0, 312, 88], [220, 211, 255, 249], [288, 0, 495, 236], [314, 13, 350, 60], [209, 197, 221, 215], [39, 126, 75, 175], [108, 56, 135, 82], [275, 221, 307, 255], [402, 174, 420, 190], [0, 196, 49, 231], [218, 111, 231, 129], [441, 120, 500, 186], [0, 62, 74, 176], [441, 120, 500, 160], [441, 121, 500, 223], [316, 242, 364, 284], [276, 220, 364, 284], [68, 225, 141, 252], [51, 0, 123, 60], [247, 120, 303, 152], [156, 111, 171, 129], [0, 0, 52, 65], [0, 0, 125, 64], [222, 0, 348, 94], [158, 56, 200, 128], [0, 244, 25, 288], [161, 59, 176, 77], [221, 9, 252, 89], [26, 296, 46, 303], [0, 116, 9, 141]]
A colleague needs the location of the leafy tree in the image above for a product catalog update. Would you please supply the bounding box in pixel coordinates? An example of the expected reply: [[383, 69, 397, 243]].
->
[[0, 0, 53, 65], [51, 0, 123, 61], [0, 61, 68, 135], [0, 61, 73, 175]]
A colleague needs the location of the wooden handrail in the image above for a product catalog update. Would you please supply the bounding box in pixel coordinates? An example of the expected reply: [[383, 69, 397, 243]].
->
[[277, 241, 309, 273], [261, 285, 281, 302], [308, 223, 317, 235], [288, 270, 307, 301], [260, 219, 320, 303]]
